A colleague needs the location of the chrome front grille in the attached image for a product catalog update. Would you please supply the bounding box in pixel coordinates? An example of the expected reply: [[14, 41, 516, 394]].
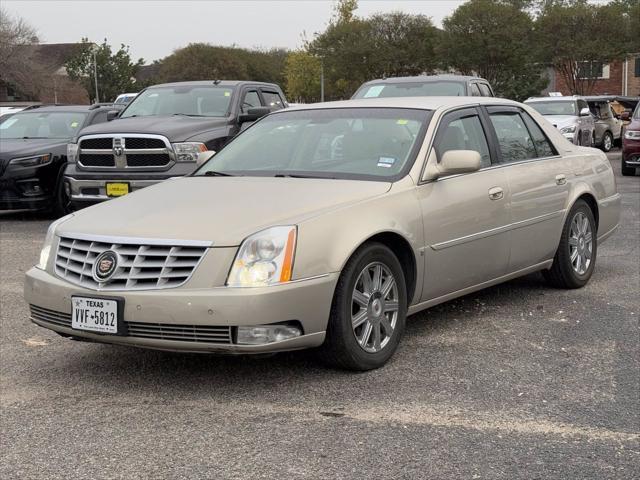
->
[[77, 134, 173, 170], [29, 305, 232, 344], [54, 235, 208, 291]]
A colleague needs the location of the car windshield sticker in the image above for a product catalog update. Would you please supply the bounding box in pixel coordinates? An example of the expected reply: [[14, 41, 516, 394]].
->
[[396, 119, 409, 125], [224, 91, 231, 97], [377, 156, 396, 168], [70, 121, 79, 128], [0, 118, 18, 129], [363, 85, 384, 98]]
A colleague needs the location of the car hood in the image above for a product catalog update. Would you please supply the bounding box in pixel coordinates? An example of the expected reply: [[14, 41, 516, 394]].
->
[[59, 176, 392, 246], [77, 115, 230, 142], [542, 115, 579, 128], [0, 138, 68, 165]]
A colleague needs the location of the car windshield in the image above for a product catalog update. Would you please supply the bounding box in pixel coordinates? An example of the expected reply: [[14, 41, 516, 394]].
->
[[195, 107, 431, 181], [121, 85, 234, 118], [634, 104, 640, 119], [528, 101, 577, 116], [114, 95, 136, 105], [0, 111, 87, 139], [353, 81, 466, 98]]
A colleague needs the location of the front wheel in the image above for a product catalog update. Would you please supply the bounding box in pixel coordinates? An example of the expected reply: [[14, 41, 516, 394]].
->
[[320, 243, 407, 371], [601, 131, 613, 152], [543, 200, 597, 289]]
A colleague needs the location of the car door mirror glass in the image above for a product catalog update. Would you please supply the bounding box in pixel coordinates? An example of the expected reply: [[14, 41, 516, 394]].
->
[[239, 107, 271, 124]]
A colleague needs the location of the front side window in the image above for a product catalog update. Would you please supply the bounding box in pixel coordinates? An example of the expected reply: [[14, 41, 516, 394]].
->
[[121, 86, 234, 118], [435, 112, 491, 168], [527, 101, 577, 116], [470, 84, 482, 96], [241, 90, 262, 113], [195, 108, 432, 181], [478, 84, 493, 97], [353, 81, 466, 98], [0, 111, 87, 139], [489, 112, 537, 163]]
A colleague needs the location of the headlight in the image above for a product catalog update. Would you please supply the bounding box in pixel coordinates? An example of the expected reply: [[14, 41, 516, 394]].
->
[[67, 143, 78, 162], [171, 142, 207, 162], [9, 154, 51, 168], [227, 226, 297, 287], [624, 130, 640, 140], [36, 213, 74, 270], [560, 125, 576, 134]]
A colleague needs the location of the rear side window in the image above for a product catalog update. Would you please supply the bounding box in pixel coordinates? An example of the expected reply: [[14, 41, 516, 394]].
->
[[436, 112, 491, 168], [488, 112, 537, 163], [520, 111, 557, 158], [478, 84, 493, 97], [261, 91, 285, 110]]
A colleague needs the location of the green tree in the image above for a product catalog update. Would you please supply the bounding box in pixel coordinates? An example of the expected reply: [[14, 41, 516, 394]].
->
[[440, 0, 547, 101], [283, 51, 322, 102], [65, 38, 143, 103], [535, 0, 630, 95]]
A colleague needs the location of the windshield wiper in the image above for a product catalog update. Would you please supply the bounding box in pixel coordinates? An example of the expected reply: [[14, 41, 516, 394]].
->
[[202, 170, 234, 177], [274, 173, 336, 179], [21, 136, 49, 139], [173, 113, 207, 117]]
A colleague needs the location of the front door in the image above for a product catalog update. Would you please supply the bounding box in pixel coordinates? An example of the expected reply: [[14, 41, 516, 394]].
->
[[418, 107, 512, 301]]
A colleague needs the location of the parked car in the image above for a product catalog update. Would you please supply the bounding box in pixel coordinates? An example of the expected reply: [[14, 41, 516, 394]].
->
[[64, 80, 288, 210], [113, 93, 138, 106], [25, 97, 620, 370], [352, 75, 495, 99], [584, 97, 624, 152], [622, 102, 640, 176], [0, 106, 27, 118], [0, 104, 114, 214], [525, 96, 595, 147]]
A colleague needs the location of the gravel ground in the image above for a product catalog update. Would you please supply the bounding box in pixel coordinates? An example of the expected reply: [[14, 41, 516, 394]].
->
[[1, 150, 638, 479]]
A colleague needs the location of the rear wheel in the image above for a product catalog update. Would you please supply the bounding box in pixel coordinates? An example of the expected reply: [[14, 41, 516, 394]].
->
[[543, 200, 597, 289], [320, 243, 407, 371]]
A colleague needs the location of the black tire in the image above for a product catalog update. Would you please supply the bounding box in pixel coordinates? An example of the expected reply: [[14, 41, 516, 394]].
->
[[543, 200, 597, 289], [319, 242, 407, 371], [621, 160, 635, 176], [600, 131, 613, 152], [576, 131, 583, 146], [50, 170, 72, 218]]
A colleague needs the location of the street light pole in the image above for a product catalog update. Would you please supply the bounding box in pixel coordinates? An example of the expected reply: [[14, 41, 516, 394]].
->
[[93, 49, 99, 103], [320, 59, 324, 103]]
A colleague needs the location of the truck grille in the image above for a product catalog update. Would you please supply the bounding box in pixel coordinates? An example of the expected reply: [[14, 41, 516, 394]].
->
[[77, 134, 173, 169], [30, 305, 232, 344], [54, 235, 208, 291]]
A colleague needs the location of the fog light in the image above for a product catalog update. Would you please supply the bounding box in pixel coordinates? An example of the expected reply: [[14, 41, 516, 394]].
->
[[236, 324, 302, 345]]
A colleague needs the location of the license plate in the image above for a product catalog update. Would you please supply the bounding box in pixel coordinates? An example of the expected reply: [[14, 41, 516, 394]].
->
[[72, 296, 119, 334], [106, 182, 129, 197]]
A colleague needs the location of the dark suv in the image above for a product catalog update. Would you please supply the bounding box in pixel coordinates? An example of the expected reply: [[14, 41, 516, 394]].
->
[[64, 80, 287, 208], [352, 75, 495, 99], [0, 104, 114, 214]]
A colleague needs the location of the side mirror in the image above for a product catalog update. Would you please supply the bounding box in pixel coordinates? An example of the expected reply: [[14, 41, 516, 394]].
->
[[107, 110, 120, 121], [620, 111, 630, 121], [424, 150, 482, 180], [197, 150, 216, 167], [580, 107, 591, 117], [238, 107, 271, 124]]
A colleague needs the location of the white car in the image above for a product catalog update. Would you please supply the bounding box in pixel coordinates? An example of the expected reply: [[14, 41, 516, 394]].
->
[[525, 96, 595, 146], [113, 93, 138, 106]]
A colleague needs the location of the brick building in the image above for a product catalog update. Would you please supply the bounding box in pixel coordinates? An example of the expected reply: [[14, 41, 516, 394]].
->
[[547, 54, 640, 96]]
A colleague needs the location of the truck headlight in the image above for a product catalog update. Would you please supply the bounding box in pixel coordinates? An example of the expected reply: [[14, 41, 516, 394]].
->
[[624, 130, 640, 140], [227, 226, 297, 287], [67, 143, 79, 162], [171, 142, 207, 162], [9, 154, 51, 168], [37, 213, 74, 270], [560, 125, 576, 134]]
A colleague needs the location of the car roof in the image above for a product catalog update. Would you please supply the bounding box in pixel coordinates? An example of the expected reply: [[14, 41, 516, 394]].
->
[[359, 75, 489, 86], [11, 105, 100, 114], [525, 97, 581, 103], [282, 96, 519, 112], [147, 80, 279, 89]]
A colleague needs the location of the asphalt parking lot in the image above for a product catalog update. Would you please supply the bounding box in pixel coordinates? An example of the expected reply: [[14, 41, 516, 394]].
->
[[1, 150, 638, 479]]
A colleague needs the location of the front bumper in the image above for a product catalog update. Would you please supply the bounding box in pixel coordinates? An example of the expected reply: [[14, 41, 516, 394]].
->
[[622, 139, 640, 166], [64, 162, 197, 207], [0, 167, 56, 211], [24, 267, 338, 353]]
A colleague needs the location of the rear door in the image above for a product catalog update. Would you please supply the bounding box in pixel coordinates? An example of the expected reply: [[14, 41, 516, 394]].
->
[[484, 105, 571, 271], [418, 107, 511, 301]]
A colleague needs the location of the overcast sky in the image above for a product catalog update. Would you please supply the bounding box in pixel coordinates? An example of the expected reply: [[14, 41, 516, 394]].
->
[[4, 0, 469, 63]]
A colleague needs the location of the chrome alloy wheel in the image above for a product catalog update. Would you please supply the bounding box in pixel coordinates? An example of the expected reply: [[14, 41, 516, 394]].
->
[[603, 133, 612, 151], [569, 212, 593, 275], [351, 262, 399, 353]]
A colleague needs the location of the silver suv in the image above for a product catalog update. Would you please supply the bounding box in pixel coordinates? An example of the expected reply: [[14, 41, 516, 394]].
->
[[525, 96, 595, 146]]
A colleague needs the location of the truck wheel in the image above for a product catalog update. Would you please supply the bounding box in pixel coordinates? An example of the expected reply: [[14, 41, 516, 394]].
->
[[319, 242, 407, 371], [51, 174, 72, 218]]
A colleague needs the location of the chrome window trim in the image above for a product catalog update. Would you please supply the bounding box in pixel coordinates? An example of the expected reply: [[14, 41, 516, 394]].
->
[[58, 232, 213, 248], [77, 133, 175, 171]]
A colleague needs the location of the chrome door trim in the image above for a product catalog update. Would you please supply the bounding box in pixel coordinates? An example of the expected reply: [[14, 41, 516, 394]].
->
[[57, 232, 213, 248], [430, 210, 565, 251]]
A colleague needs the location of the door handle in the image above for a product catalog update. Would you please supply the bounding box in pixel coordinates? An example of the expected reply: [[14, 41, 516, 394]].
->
[[488, 186, 504, 201], [555, 174, 567, 186]]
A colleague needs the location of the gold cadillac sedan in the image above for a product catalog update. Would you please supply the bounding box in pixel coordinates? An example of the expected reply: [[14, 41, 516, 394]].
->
[[24, 97, 621, 370]]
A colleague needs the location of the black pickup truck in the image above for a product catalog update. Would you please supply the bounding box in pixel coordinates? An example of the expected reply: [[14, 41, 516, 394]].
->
[[64, 80, 287, 209]]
